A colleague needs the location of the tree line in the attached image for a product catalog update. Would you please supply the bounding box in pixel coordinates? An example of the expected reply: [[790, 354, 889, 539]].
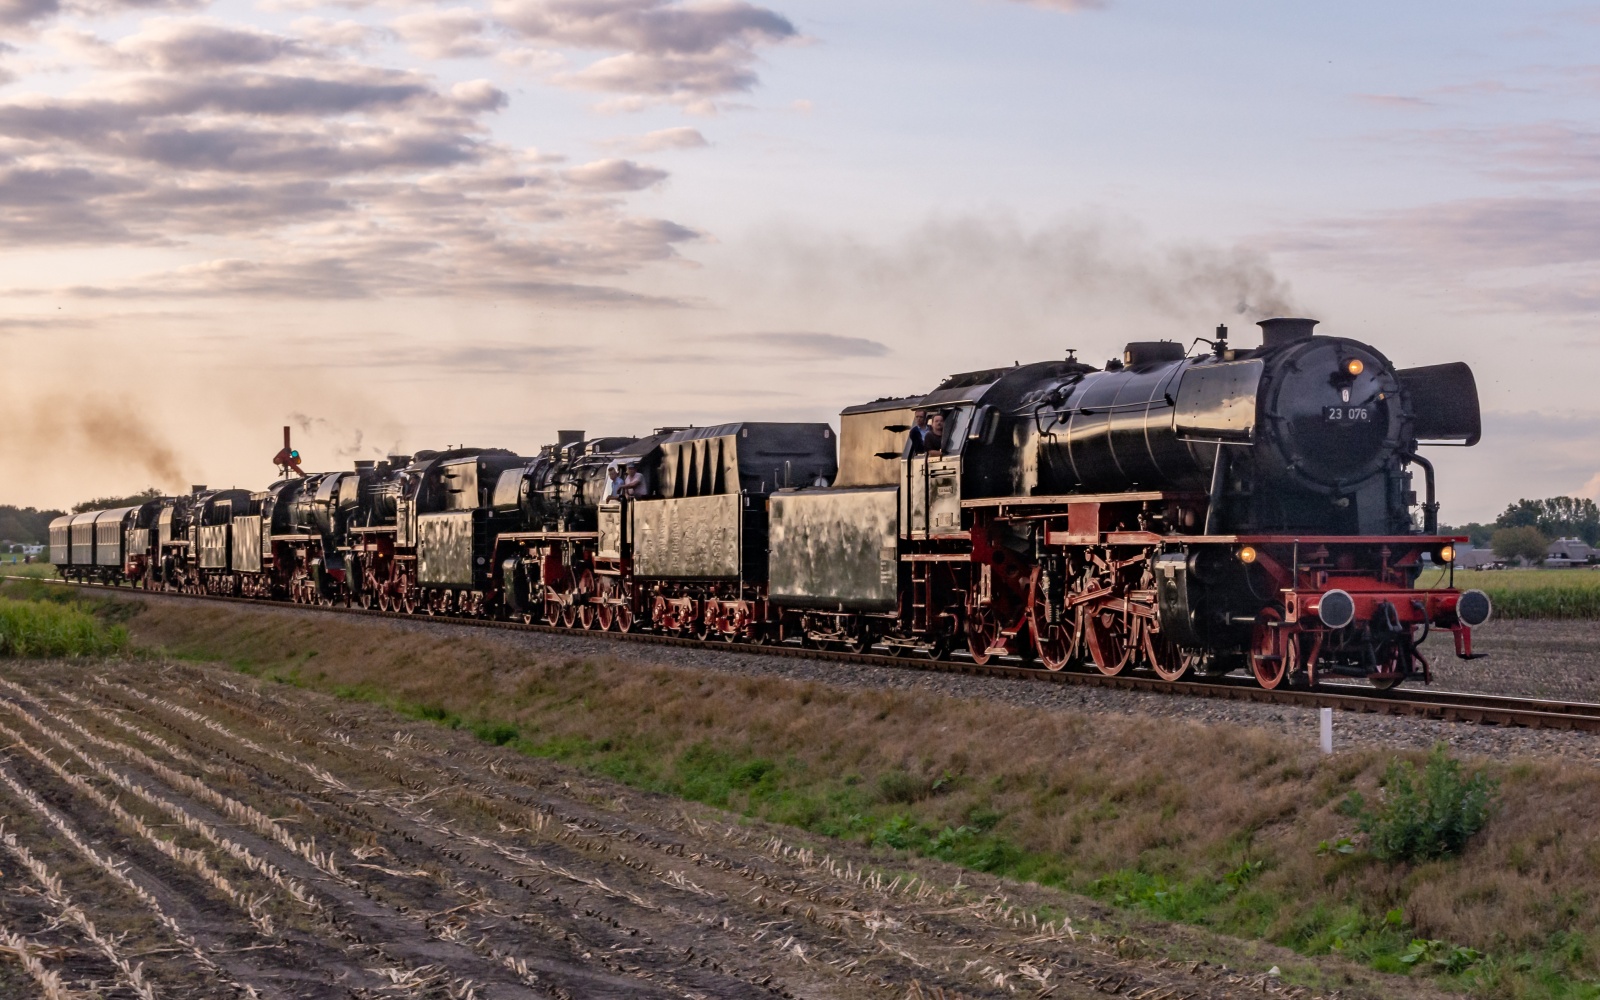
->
[[1446, 496, 1600, 565]]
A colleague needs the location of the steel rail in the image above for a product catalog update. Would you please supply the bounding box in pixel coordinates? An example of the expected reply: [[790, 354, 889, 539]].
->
[[15, 576, 1600, 734]]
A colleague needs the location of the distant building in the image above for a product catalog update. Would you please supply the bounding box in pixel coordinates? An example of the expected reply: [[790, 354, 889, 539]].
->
[[1452, 544, 1501, 570], [1545, 537, 1599, 567]]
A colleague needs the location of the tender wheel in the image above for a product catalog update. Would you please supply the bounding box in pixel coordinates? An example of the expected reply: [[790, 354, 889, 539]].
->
[[1085, 605, 1135, 677], [1251, 608, 1291, 690]]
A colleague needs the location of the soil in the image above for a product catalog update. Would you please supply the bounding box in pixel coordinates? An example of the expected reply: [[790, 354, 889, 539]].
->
[[0, 657, 1458, 1000]]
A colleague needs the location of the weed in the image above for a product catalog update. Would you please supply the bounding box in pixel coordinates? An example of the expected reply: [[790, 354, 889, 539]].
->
[[471, 721, 519, 746], [1348, 744, 1497, 863]]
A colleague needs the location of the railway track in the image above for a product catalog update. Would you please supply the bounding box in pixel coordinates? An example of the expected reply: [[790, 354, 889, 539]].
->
[[19, 576, 1600, 735]]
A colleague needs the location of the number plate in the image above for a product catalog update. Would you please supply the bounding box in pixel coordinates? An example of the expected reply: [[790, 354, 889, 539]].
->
[[1323, 406, 1372, 422]]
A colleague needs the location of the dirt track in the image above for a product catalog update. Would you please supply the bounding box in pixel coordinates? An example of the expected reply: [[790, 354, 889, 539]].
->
[[0, 658, 1358, 1000]]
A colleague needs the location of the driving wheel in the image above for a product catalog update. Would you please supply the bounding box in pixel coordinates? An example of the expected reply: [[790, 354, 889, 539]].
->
[[1085, 604, 1135, 676]]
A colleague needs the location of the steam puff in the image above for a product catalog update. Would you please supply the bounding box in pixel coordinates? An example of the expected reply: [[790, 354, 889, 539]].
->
[[3, 396, 184, 488], [742, 214, 1299, 328]]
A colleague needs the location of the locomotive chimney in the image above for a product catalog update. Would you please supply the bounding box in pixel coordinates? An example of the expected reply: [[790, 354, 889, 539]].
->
[[557, 429, 585, 448], [1257, 317, 1319, 349]]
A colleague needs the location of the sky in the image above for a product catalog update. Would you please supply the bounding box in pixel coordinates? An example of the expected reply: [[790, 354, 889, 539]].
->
[[2, 0, 1599, 523]]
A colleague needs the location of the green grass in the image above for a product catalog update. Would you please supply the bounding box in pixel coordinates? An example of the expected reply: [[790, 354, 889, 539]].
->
[[0, 558, 65, 580], [1416, 567, 1600, 619], [0, 596, 127, 657]]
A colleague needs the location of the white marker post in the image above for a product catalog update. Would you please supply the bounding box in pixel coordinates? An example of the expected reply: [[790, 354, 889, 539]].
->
[[1320, 707, 1334, 755]]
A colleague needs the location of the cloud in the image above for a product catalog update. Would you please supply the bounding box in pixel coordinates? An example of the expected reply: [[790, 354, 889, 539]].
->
[[603, 125, 707, 152], [289, 17, 384, 51], [0, 13, 703, 301], [391, 7, 495, 59], [118, 19, 303, 70], [1009, 0, 1108, 10], [492, 0, 797, 108], [1280, 194, 1600, 316], [562, 157, 666, 190], [1356, 94, 1436, 110], [710, 331, 890, 357], [0, 0, 60, 26]]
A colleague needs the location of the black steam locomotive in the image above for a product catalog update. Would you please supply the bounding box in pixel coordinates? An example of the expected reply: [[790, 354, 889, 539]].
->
[[52, 318, 1489, 689]]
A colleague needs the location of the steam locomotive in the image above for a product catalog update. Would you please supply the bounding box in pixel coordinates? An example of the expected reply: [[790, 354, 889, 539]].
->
[[51, 317, 1490, 690]]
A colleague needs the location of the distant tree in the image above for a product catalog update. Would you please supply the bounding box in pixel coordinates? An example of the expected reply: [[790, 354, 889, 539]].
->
[[71, 488, 164, 514], [1496, 497, 1600, 546], [1442, 522, 1494, 547], [1491, 526, 1549, 565], [0, 506, 68, 545]]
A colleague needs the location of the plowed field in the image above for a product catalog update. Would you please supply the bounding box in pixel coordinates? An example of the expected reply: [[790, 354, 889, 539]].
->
[[0, 658, 1383, 999]]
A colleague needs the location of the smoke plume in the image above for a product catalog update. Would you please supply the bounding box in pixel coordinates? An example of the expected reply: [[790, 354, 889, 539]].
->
[[2, 396, 185, 489]]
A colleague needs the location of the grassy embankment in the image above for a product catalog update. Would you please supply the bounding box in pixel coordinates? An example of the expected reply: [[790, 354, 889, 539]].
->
[[1417, 566, 1600, 619], [6, 584, 1590, 999], [0, 580, 127, 656]]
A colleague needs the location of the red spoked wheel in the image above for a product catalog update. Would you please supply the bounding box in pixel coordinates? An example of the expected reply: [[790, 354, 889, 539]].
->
[[966, 608, 1003, 666], [1030, 605, 1074, 671], [1085, 604, 1135, 677], [576, 571, 597, 629], [1251, 608, 1291, 690], [1145, 630, 1194, 682]]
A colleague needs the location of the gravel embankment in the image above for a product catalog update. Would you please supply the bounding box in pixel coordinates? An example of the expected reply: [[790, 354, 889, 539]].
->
[[118, 592, 1600, 767], [371, 609, 1600, 766]]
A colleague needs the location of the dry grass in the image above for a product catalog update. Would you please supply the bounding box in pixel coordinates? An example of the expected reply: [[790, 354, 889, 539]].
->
[[117, 597, 1600, 994]]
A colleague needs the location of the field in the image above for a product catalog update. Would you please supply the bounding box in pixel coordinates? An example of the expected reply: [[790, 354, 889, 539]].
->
[[0, 647, 1376, 999], [1419, 568, 1600, 619], [6, 584, 1600, 997]]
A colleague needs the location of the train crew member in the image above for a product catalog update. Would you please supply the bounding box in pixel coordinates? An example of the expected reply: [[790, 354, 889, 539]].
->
[[622, 462, 648, 498], [604, 464, 624, 500], [909, 411, 930, 453]]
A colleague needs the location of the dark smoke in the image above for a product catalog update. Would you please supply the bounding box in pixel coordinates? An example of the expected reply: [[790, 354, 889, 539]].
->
[[288, 412, 397, 461], [9, 396, 184, 487], [732, 213, 1303, 342]]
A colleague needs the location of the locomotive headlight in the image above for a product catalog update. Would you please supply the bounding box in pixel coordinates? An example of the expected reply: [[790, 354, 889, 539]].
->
[[1236, 545, 1258, 564], [1437, 544, 1456, 564], [1345, 358, 1365, 376]]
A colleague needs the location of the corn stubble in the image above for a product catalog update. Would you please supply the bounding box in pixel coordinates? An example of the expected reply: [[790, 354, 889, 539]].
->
[[0, 651, 1386, 1000], [66, 597, 1595, 996]]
